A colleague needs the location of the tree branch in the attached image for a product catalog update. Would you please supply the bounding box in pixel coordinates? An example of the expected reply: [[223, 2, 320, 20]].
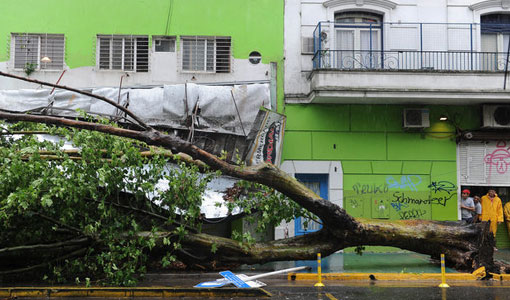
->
[[0, 237, 90, 255], [0, 71, 151, 130], [31, 211, 84, 235], [91, 198, 199, 234], [0, 110, 349, 231]]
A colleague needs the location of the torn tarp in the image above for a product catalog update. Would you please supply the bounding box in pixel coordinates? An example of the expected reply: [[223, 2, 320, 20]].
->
[[0, 83, 270, 136]]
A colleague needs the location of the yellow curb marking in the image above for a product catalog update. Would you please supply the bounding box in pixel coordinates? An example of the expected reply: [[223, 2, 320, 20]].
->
[[289, 272, 477, 281], [325, 292, 338, 300]]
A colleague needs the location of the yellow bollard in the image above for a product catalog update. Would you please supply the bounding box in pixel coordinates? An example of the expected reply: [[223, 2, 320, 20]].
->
[[439, 253, 450, 288], [314, 253, 325, 287]]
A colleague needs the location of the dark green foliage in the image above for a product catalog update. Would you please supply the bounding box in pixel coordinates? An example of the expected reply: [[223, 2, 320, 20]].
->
[[0, 121, 213, 285], [0, 120, 308, 285]]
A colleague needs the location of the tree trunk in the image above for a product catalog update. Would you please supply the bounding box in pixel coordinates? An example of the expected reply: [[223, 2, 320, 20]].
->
[[170, 216, 497, 273]]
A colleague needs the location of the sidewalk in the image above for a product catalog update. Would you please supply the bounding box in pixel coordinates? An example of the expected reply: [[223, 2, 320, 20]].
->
[[3, 250, 510, 298]]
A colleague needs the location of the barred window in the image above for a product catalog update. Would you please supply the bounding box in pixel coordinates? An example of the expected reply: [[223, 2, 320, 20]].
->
[[97, 35, 149, 72], [13, 33, 65, 70], [181, 36, 231, 73]]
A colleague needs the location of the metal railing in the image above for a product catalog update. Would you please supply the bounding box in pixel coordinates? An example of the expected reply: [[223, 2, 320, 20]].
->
[[312, 21, 510, 71], [312, 49, 509, 71]]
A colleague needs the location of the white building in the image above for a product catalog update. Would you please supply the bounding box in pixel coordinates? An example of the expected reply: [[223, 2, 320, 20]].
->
[[285, 0, 510, 103], [279, 0, 510, 242]]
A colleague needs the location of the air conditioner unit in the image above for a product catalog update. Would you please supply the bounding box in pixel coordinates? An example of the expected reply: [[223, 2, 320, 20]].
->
[[483, 105, 510, 128], [403, 108, 430, 128]]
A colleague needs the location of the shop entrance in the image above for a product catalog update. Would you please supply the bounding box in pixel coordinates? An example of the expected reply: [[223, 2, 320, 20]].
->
[[459, 185, 510, 248], [459, 140, 510, 248]]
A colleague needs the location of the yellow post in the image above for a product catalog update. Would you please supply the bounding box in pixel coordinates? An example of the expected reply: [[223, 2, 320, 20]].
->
[[439, 253, 450, 288], [314, 253, 325, 287]]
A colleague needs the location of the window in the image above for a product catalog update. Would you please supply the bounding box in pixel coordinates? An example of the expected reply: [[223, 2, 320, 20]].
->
[[480, 14, 510, 70], [13, 33, 65, 70], [153, 36, 175, 52], [333, 12, 382, 68], [97, 35, 149, 72], [181, 36, 231, 73]]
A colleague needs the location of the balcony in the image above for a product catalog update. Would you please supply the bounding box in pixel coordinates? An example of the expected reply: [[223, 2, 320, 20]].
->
[[300, 21, 510, 105], [312, 21, 510, 71]]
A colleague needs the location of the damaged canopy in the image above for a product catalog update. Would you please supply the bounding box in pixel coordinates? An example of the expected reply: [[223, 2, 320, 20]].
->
[[0, 83, 270, 136]]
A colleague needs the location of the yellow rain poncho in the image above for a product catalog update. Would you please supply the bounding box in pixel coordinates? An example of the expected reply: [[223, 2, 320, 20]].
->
[[504, 202, 510, 239], [480, 194, 503, 235]]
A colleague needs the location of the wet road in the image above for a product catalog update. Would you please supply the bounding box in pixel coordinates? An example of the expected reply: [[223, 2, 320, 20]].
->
[[14, 282, 510, 300], [263, 283, 510, 300], [144, 273, 510, 299], [7, 273, 510, 300]]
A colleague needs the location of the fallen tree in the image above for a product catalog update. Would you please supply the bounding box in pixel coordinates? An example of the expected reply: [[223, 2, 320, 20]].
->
[[0, 71, 507, 285]]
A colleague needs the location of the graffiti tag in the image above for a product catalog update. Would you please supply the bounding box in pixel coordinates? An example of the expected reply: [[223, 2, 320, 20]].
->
[[484, 141, 510, 175], [390, 202, 409, 212], [399, 209, 427, 220], [428, 181, 456, 194], [386, 175, 422, 192], [349, 198, 361, 209], [352, 182, 388, 195], [392, 191, 454, 207]]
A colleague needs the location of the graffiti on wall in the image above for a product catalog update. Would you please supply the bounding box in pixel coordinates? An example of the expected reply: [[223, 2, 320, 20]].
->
[[346, 176, 456, 221], [484, 141, 510, 182], [386, 175, 422, 192], [352, 183, 388, 195], [428, 181, 456, 194]]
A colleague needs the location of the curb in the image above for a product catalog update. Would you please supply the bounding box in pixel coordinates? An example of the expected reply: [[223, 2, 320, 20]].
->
[[0, 287, 272, 298], [288, 272, 510, 281]]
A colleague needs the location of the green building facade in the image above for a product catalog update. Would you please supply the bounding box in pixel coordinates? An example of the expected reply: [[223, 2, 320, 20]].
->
[[0, 0, 284, 110]]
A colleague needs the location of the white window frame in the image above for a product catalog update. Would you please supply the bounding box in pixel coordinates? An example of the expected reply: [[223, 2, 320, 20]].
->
[[180, 36, 231, 73], [12, 33, 65, 71], [153, 36, 176, 53], [96, 35, 149, 72]]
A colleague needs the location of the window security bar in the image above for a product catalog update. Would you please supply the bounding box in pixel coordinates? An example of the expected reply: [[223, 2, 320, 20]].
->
[[13, 33, 65, 70], [181, 36, 231, 73], [97, 35, 149, 72]]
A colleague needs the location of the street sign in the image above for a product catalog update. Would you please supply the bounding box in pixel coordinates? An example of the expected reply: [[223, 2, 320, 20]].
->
[[194, 279, 230, 288], [195, 266, 309, 288], [219, 271, 251, 288]]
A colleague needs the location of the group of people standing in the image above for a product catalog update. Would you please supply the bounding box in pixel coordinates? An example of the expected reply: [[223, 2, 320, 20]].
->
[[460, 189, 483, 224], [460, 188, 510, 240]]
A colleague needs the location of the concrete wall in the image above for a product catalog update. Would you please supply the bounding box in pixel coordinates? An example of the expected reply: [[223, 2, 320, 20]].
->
[[284, 0, 510, 97], [0, 0, 284, 111]]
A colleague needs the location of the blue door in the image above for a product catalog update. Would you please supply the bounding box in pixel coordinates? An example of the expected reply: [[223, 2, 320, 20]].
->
[[294, 174, 328, 236]]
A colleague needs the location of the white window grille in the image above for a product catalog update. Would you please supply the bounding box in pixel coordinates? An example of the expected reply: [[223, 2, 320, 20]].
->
[[181, 36, 231, 73], [153, 36, 175, 52], [97, 35, 149, 72], [13, 33, 65, 70], [302, 37, 314, 54]]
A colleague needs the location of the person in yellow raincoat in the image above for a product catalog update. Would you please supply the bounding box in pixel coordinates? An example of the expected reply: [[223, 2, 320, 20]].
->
[[480, 189, 503, 236], [504, 201, 510, 240]]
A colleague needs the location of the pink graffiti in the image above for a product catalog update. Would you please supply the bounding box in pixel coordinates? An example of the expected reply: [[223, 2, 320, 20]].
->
[[484, 141, 510, 175]]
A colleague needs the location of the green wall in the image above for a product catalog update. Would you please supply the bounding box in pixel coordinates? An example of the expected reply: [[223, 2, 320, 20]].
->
[[0, 0, 285, 109], [283, 104, 482, 221]]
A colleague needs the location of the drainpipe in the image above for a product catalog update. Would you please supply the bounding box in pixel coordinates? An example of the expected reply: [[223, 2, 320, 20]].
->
[[504, 35, 510, 90]]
